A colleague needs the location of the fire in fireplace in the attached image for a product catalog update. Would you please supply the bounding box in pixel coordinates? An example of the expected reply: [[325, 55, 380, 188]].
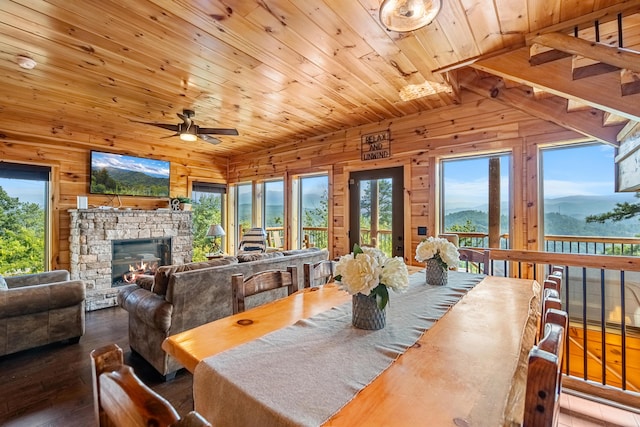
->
[[111, 238, 171, 286]]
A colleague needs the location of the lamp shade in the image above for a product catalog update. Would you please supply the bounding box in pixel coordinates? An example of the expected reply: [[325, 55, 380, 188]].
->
[[206, 224, 226, 237], [379, 0, 441, 32]]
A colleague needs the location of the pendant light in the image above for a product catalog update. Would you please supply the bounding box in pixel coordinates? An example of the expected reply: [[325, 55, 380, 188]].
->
[[379, 0, 442, 32]]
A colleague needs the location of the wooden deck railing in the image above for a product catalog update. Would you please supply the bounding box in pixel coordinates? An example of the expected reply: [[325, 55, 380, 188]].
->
[[484, 249, 640, 407], [264, 227, 329, 250], [452, 232, 640, 256]]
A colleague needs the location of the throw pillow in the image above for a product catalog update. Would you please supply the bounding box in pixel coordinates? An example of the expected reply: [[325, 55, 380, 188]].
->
[[0, 274, 7, 290], [240, 246, 263, 252], [135, 275, 155, 291]]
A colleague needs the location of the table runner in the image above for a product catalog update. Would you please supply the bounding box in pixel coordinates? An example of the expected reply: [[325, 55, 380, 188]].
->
[[194, 270, 485, 427]]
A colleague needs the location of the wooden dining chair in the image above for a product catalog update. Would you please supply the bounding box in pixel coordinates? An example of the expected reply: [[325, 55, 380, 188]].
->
[[539, 283, 563, 342], [457, 248, 490, 275], [543, 308, 569, 339], [303, 260, 335, 288], [545, 268, 563, 292], [91, 343, 210, 427], [524, 318, 566, 427], [232, 266, 298, 314]]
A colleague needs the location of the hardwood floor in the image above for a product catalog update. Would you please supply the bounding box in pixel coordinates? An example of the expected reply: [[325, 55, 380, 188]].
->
[[1, 306, 638, 426], [0, 306, 193, 426]]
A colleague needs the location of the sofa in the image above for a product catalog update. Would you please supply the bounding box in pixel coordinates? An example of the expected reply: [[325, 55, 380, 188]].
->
[[117, 248, 329, 380], [0, 270, 86, 356]]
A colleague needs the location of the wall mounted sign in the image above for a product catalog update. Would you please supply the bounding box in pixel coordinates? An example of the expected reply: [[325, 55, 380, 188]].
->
[[361, 130, 391, 161]]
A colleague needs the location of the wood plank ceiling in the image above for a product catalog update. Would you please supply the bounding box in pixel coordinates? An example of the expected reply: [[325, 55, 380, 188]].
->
[[1, 0, 640, 157]]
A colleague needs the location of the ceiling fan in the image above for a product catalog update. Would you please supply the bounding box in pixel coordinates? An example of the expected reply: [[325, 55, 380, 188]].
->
[[133, 109, 239, 144]]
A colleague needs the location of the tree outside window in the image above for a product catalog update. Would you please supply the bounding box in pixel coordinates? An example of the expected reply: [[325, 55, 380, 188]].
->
[[0, 179, 47, 275]]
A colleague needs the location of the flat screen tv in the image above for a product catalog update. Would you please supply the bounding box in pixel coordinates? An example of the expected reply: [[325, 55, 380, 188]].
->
[[90, 151, 170, 197]]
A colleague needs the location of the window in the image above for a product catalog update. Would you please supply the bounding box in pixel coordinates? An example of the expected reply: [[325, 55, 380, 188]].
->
[[263, 180, 284, 249], [191, 182, 226, 260], [292, 174, 329, 249], [0, 162, 50, 275], [441, 154, 511, 248], [236, 182, 253, 244], [541, 143, 637, 254]]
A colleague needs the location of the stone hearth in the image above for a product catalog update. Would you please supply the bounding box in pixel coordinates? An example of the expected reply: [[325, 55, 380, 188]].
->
[[69, 209, 192, 310]]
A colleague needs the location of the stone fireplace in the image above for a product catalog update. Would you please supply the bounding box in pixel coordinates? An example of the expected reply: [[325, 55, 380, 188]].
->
[[69, 209, 192, 310]]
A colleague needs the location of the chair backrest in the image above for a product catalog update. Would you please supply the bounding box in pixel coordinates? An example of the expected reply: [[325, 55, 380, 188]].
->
[[91, 343, 210, 427], [538, 269, 564, 342], [303, 260, 335, 288], [238, 227, 268, 253], [232, 266, 298, 314], [543, 308, 568, 337], [551, 265, 564, 275], [268, 230, 283, 249], [539, 284, 563, 342], [545, 272, 562, 293], [438, 233, 459, 247], [457, 248, 490, 275], [524, 320, 566, 427]]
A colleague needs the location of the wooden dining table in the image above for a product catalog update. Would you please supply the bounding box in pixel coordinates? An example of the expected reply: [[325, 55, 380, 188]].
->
[[163, 273, 540, 427]]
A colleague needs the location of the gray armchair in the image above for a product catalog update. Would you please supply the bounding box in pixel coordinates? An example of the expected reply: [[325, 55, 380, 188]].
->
[[0, 270, 86, 356]]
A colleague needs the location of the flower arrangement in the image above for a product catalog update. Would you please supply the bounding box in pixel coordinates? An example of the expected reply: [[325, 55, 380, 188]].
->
[[334, 244, 409, 310], [415, 236, 460, 269]]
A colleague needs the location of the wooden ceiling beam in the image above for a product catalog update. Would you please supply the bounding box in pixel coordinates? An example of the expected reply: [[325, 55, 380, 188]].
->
[[603, 112, 629, 127], [458, 69, 623, 146], [530, 32, 640, 72], [571, 57, 619, 80], [471, 47, 640, 122], [526, 1, 640, 40]]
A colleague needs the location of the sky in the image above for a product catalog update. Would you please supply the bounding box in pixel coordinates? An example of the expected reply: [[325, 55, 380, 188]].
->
[[443, 143, 634, 209], [0, 178, 46, 206]]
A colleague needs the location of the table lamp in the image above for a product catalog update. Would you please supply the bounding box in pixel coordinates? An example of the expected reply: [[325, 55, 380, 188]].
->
[[206, 224, 226, 254]]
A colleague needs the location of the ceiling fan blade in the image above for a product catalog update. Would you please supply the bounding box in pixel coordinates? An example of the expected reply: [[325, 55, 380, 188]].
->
[[198, 127, 239, 136], [130, 120, 180, 132], [198, 134, 221, 144], [161, 133, 180, 139]]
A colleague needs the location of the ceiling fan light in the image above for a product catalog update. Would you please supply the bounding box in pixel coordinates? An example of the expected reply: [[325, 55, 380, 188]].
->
[[379, 0, 441, 32], [179, 121, 198, 142], [179, 132, 198, 142]]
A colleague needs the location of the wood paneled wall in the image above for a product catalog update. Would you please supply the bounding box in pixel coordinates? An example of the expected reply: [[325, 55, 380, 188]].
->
[[228, 91, 588, 265], [1, 89, 591, 271], [0, 134, 227, 271]]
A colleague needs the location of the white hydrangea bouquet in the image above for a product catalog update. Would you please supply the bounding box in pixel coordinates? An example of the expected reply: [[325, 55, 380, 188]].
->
[[415, 236, 460, 269], [334, 244, 410, 310]]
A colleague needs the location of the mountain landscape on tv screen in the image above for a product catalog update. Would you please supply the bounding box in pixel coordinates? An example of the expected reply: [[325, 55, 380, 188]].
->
[[91, 166, 170, 197]]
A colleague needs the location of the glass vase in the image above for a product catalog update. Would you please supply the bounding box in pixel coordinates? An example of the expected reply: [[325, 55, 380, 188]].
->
[[352, 293, 386, 330], [426, 258, 448, 286]]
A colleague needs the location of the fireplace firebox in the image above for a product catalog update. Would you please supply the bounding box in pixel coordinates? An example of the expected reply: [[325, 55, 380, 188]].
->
[[111, 238, 172, 286]]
